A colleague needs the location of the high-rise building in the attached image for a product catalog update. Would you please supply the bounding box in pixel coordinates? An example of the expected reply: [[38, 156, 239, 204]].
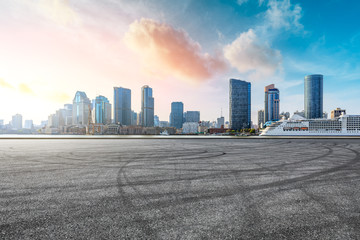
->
[[72, 91, 91, 126], [258, 110, 264, 128], [229, 79, 251, 130], [264, 84, 280, 122], [331, 108, 346, 119], [141, 85, 154, 127], [184, 111, 200, 123], [170, 102, 184, 129], [94, 95, 111, 125], [304, 74, 323, 119], [11, 114, 22, 130], [24, 120, 33, 129], [114, 87, 131, 125]]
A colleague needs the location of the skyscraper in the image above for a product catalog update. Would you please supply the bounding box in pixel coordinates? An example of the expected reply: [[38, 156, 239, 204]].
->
[[170, 102, 184, 129], [11, 114, 23, 130], [141, 85, 154, 127], [94, 95, 111, 125], [229, 79, 251, 130], [114, 87, 131, 125], [264, 84, 280, 122], [184, 111, 200, 123], [72, 91, 91, 125], [304, 74, 323, 119]]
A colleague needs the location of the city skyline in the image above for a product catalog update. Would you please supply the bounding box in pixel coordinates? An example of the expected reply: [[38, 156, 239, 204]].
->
[[1, 1, 360, 124]]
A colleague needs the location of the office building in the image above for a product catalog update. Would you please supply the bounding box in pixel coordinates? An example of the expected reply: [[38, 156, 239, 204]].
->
[[264, 84, 280, 122], [94, 95, 111, 125], [141, 85, 154, 127], [331, 108, 346, 119], [304, 74, 323, 119], [114, 87, 131, 125], [72, 91, 91, 126], [184, 111, 200, 123], [217, 117, 225, 128], [11, 114, 22, 130], [170, 102, 184, 129], [258, 110, 264, 128], [229, 79, 251, 130]]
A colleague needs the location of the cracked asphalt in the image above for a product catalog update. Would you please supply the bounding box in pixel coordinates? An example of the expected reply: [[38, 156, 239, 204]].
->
[[1, 138, 360, 239]]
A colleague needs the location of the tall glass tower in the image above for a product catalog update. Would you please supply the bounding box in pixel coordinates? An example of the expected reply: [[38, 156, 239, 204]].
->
[[72, 91, 91, 126], [304, 74, 323, 119], [170, 102, 184, 129], [141, 85, 154, 127], [95, 95, 111, 125], [264, 84, 280, 122], [229, 79, 251, 130], [114, 87, 131, 125]]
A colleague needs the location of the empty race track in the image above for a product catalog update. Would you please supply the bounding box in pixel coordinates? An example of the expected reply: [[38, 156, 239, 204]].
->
[[1, 138, 360, 239]]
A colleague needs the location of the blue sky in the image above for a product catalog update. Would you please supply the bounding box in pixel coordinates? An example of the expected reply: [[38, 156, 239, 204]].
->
[[0, 0, 360, 124]]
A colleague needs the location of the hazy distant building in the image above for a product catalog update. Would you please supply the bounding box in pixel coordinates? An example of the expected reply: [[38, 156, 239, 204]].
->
[[229, 79, 251, 130], [258, 110, 265, 128], [159, 121, 169, 127], [72, 91, 91, 125], [293, 110, 305, 118], [24, 120, 33, 129], [141, 86, 154, 127], [280, 111, 290, 120], [304, 74, 323, 119], [131, 111, 138, 126], [170, 102, 184, 129], [182, 122, 198, 134], [0, 120, 3, 129], [114, 87, 131, 126], [216, 116, 225, 128], [48, 114, 57, 128], [11, 114, 22, 130], [323, 112, 328, 119], [154, 115, 160, 127], [330, 108, 345, 119], [94, 95, 111, 125], [264, 84, 280, 122], [63, 104, 72, 126], [184, 111, 200, 123]]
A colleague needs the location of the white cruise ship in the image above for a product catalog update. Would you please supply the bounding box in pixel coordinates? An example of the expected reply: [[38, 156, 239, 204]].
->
[[260, 114, 360, 136]]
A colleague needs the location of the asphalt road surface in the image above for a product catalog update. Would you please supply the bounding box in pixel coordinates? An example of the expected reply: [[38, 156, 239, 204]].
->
[[1, 138, 360, 239]]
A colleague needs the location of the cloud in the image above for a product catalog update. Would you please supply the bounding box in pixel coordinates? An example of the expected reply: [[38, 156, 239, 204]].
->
[[18, 83, 35, 95], [265, 0, 303, 31], [49, 92, 71, 103], [223, 29, 282, 79], [0, 79, 14, 89], [35, 0, 80, 26], [124, 18, 227, 83]]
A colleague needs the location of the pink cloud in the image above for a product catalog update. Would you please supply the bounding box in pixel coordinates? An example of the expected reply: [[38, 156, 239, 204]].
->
[[124, 18, 227, 83]]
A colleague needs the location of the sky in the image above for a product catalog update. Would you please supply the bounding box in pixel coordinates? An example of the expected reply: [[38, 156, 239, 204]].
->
[[1, 0, 360, 125]]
